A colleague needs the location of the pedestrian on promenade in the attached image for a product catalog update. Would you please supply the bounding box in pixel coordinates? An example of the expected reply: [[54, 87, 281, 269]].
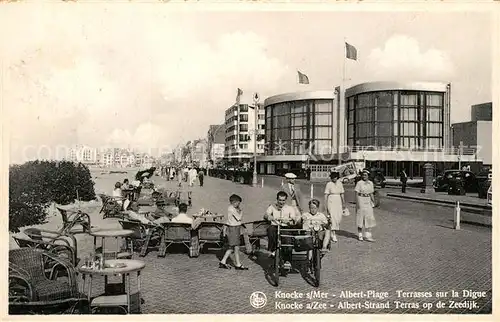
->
[[281, 173, 305, 217], [264, 191, 300, 257], [400, 169, 408, 193], [302, 199, 330, 252], [219, 194, 249, 270], [198, 168, 204, 187], [324, 171, 346, 243], [354, 169, 376, 242], [177, 167, 183, 187], [188, 167, 198, 187]]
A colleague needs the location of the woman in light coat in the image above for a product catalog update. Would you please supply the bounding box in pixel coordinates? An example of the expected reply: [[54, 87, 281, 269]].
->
[[354, 169, 376, 242], [324, 171, 346, 243]]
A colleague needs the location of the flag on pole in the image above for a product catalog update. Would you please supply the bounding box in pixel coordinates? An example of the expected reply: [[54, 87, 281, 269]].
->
[[236, 88, 243, 105], [297, 71, 310, 84], [345, 42, 357, 60]]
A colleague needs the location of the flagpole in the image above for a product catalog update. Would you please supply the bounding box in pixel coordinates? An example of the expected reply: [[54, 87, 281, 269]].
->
[[338, 39, 346, 166]]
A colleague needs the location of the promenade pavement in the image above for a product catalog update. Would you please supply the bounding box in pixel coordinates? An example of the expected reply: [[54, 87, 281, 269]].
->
[[9, 173, 492, 314]]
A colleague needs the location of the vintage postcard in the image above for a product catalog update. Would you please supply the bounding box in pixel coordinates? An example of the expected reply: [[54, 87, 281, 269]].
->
[[1, 0, 497, 320]]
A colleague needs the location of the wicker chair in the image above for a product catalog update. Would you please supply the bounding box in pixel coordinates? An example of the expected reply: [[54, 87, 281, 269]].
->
[[245, 220, 271, 252], [9, 248, 89, 314], [13, 228, 78, 266], [98, 194, 125, 219], [157, 222, 195, 257], [197, 222, 226, 251], [55, 207, 93, 235], [118, 219, 152, 251]]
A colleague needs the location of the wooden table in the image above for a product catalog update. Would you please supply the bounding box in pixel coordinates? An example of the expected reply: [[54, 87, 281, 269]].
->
[[79, 259, 146, 314]]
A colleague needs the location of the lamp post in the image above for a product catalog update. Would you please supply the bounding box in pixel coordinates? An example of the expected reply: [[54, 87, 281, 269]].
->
[[252, 93, 260, 187]]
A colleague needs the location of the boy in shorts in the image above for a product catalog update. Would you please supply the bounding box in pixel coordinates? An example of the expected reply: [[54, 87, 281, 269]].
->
[[219, 194, 249, 270]]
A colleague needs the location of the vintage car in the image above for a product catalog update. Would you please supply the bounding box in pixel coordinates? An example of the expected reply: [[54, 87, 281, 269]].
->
[[433, 170, 479, 193]]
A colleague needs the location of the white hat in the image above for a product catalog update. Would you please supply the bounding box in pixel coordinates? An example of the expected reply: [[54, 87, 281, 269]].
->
[[284, 173, 297, 179]]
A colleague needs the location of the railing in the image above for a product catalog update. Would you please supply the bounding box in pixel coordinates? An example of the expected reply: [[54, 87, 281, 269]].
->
[[349, 146, 477, 155]]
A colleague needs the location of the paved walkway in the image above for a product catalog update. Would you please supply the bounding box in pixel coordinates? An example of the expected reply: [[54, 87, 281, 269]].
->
[[10, 174, 492, 314]]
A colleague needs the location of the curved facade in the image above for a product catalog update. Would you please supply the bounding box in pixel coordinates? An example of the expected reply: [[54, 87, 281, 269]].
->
[[264, 91, 337, 156], [345, 81, 451, 149]]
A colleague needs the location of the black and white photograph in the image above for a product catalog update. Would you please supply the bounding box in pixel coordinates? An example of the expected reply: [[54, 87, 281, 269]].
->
[[2, 1, 497, 317]]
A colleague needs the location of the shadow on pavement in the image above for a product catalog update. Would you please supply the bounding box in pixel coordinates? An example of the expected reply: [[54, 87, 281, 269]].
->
[[247, 251, 279, 287], [337, 229, 359, 240]]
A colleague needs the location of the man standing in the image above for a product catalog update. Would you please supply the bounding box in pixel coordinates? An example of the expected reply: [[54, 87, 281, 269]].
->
[[400, 169, 408, 193], [281, 172, 305, 217]]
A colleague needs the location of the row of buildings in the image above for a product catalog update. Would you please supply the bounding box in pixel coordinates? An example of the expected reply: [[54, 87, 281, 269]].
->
[[66, 146, 155, 168], [205, 81, 492, 178]]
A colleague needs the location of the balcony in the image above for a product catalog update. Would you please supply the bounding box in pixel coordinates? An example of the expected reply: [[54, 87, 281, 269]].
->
[[349, 146, 477, 155]]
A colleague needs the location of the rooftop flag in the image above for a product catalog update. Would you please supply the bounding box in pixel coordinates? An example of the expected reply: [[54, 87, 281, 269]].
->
[[236, 88, 243, 105], [298, 70, 310, 84], [345, 42, 358, 60]]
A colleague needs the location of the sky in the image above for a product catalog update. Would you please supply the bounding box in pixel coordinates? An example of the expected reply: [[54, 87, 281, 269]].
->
[[1, 5, 492, 163]]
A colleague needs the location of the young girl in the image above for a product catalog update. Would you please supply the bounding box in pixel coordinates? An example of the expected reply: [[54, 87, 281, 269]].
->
[[219, 194, 249, 270]]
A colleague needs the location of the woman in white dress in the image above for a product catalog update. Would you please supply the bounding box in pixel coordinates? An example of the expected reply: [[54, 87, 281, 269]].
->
[[354, 169, 376, 242], [324, 171, 346, 243]]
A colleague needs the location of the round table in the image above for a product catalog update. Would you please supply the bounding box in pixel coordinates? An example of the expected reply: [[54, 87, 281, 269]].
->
[[90, 230, 134, 261], [79, 259, 146, 314]]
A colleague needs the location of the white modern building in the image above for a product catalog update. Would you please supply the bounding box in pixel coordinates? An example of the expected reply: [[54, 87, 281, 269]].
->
[[256, 82, 484, 178], [224, 101, 265, 165]]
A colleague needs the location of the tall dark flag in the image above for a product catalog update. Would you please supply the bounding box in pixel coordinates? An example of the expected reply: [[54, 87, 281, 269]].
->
[[236, 88, 243, 105], [345, 42, 358, 60], [297, 71, 310, 84]]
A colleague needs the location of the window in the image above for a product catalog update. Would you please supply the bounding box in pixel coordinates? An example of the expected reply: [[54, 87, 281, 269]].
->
[[239, 134, 249, 142], [314, 140, 332, 154], [426, 93, 443, 107], [275, 115, 290, 128], [315, 127, 331, 139], [426, 138, 442, 148], [240, 105, 248, 112], [292, 103, 306, 114], [292, 128, 305, 140], [347, 124, 354, 138], [401, 93, 417, 106], [258, 114, 265, 120], [358, 94, 372, 108], [239, 144, 248, 149], [402, 122, 419, 136], [426, 108, 442, 122], [376, 92, 393, 108], [377, 122, 392, 137], [239, 124, 248, 132], [401, 108, 418, 121], [292, 115, 305, 127], [239, 114, 248, 122], [426, 123, 442, 136], [315, 114, 331, 126], [348, 97, 355, 111], [356, 123, 374, 138], [377, 137, 392, 147], [315, 101, 332, 113], [348, 110, 354, 124], [377, 107, 392, 122]]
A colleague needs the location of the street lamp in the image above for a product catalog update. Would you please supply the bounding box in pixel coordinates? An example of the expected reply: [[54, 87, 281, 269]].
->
[[252, 93, 260, 187]]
